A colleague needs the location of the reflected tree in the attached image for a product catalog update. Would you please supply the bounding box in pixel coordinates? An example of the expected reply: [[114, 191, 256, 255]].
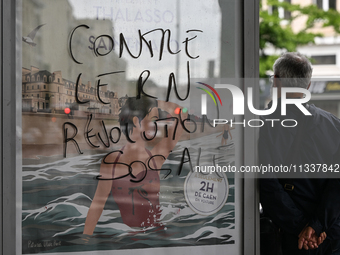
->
[[260, 0, 340, 77]]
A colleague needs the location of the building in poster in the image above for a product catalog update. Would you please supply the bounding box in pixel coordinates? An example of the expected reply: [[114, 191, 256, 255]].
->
[[22, 66, 120, 115]]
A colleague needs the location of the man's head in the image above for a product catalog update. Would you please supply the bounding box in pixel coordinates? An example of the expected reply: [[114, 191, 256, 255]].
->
[[273, 52, 313, 89], [119, 97, 158, 137]]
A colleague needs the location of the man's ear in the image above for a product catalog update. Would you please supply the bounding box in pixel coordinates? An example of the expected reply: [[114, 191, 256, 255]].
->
[[273, 75, 281, 88], [132, 116, 140, 128], [307, 82, 311, 90]]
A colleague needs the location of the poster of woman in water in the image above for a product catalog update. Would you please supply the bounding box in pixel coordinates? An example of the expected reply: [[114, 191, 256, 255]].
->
[[21, 0, 240, 254]]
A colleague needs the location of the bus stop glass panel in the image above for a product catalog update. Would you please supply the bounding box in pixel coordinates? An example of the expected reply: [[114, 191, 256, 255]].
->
[[21, 1, 242, 254]]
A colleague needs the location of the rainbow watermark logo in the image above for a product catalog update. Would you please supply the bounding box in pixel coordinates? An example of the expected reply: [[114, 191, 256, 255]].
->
[[196, 82, 222, 115], [196, 81, 312, 128]]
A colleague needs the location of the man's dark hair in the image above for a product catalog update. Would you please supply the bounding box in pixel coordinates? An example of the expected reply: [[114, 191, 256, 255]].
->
[[119, 97, 158, 137]]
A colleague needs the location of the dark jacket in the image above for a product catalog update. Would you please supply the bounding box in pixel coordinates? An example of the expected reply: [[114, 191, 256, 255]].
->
[[259, 100, 340, 239]]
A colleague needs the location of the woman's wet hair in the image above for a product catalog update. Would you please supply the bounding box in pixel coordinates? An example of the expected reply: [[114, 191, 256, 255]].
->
[[119, 97, 158, 137]]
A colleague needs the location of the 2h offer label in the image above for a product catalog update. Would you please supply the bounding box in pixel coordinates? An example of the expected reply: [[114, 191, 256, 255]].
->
[[184, 171, 229, 215]]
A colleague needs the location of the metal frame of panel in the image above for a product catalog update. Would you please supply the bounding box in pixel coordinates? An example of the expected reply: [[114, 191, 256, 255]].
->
[[243, 0, 260, 254], [1, 0, 21, 254]]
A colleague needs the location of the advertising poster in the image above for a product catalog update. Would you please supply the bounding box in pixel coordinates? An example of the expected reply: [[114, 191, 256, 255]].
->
[[21, 0, 241, 254]]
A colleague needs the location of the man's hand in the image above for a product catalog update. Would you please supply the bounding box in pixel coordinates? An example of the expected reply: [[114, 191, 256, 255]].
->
[[298, 226, 317, 250], [298, 226, 327, 250], [318, 232, 327, 246]]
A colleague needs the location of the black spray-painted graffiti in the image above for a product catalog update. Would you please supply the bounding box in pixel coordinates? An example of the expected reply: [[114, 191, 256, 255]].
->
[[63, 25, 218, 182]]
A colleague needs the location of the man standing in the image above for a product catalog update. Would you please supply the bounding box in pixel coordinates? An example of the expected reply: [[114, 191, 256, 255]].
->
[[259, 52, 340, 254]]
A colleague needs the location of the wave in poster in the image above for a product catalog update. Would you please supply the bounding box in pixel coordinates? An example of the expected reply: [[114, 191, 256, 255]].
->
[[22, 134, 235, 253]]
